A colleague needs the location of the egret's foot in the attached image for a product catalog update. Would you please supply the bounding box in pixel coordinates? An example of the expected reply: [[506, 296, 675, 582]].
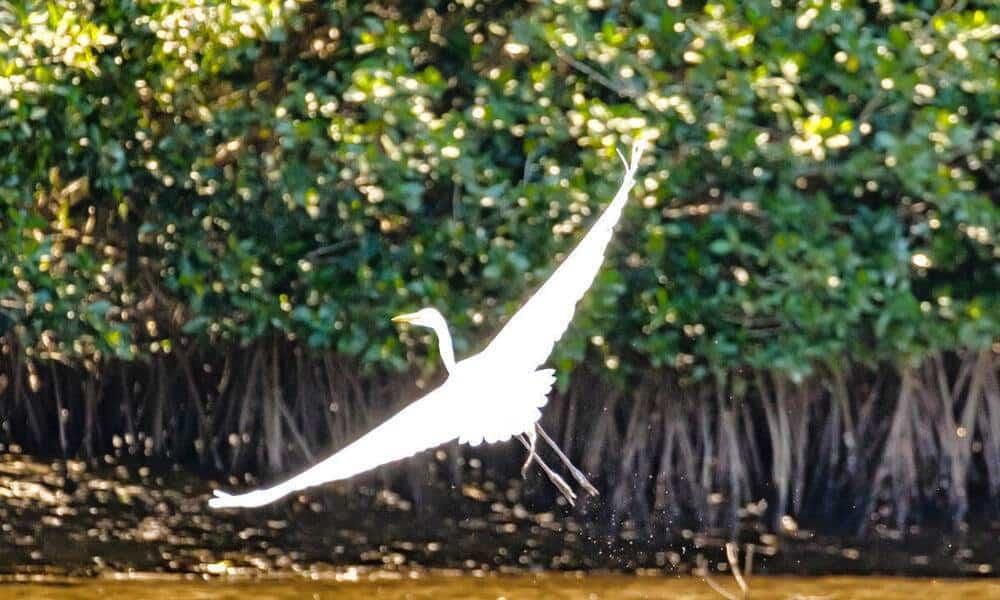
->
[[518, 434, 576, 506], [538, 460, 576, 506], [536, 424, 599, 496], [579, 476, 599, 497]]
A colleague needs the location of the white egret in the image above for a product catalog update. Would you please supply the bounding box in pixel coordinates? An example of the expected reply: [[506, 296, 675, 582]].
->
[[209, 141, 645, 509]]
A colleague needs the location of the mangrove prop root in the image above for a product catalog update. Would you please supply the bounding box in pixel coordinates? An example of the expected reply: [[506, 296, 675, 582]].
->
[[0, 340, 996, 532]]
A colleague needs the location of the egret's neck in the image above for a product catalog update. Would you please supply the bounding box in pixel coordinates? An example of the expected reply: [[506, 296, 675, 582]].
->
[[430, 320, 456, 373]]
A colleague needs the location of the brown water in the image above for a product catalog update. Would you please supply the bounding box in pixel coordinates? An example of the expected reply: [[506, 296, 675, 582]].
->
[[2, 575, 999, 599]]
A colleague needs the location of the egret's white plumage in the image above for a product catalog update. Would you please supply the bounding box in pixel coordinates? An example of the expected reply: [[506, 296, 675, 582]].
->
[[209, 142, 645, 510]]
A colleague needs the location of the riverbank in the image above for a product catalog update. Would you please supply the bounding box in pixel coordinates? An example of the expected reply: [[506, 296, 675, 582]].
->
[[0, 452, 996, 580]]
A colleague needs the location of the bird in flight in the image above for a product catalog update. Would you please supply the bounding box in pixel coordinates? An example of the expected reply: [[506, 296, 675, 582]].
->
[[209, 140, 646, 509]]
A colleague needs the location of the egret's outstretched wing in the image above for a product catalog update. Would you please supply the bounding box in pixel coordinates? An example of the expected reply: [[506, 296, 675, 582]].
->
[[209, 383, 461, 509], [483, 142, 645, 371]]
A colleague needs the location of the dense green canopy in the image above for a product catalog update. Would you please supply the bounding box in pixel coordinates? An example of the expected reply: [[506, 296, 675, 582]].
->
[[1, 0, 997, 380]]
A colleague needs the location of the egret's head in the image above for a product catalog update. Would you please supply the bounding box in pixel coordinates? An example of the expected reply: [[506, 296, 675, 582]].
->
[[391, 307, 446, 331]]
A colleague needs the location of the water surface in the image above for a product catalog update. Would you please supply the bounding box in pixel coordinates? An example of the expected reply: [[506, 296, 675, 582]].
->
[[3, 575, 998, 599]]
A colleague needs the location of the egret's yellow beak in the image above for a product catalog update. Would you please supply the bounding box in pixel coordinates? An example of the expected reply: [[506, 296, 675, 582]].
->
[[391, 313, 415, 324]]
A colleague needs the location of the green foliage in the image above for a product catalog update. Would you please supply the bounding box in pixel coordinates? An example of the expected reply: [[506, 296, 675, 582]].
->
[[1, 0, 997, 380]]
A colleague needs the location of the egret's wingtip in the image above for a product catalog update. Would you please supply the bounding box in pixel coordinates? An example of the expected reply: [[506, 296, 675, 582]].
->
[[615, 147, 629, 170], [208, 490, 233, 509], [629, 136, 648, 170]]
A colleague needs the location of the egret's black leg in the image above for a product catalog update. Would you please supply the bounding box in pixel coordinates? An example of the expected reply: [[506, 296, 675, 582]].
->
[[521, 428, 538, 477], [518, 434, 577, 506], [535, 424, 599, 496]]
